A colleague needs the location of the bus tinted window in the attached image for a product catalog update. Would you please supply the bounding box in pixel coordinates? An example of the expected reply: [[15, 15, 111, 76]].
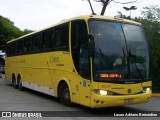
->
[[6, 23, 69, 56], [16, 39, 24, 55], [42, 29, 54, 51], [54, 23, 69, 50], [71, 20, 89, 79], [32, 34, 39, 52]]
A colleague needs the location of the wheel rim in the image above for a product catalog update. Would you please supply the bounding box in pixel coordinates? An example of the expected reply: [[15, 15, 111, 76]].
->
[[63, 88, 70, 101]]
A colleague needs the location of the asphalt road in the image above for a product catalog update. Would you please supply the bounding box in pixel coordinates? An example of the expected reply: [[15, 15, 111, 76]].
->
[[0, 74, 160, 120]]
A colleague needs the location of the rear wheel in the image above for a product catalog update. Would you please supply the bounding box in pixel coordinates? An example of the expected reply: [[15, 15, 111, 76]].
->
[[18, 76, 24, 91], [59, 83, 73, 106], [12, 75, 17, 89]]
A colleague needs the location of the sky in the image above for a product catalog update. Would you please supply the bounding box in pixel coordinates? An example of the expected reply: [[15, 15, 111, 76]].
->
[[0, 0, 159, 30]]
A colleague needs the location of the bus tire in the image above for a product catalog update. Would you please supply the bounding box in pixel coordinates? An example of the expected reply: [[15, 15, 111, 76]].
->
[[18, 76, 24, 91], [12, 75, 17, 89], [59, 82, 73, 106]]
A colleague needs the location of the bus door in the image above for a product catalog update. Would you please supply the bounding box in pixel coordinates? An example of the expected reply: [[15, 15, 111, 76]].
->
[[78, 42, 91, 106], [71, 20, 91, 106]]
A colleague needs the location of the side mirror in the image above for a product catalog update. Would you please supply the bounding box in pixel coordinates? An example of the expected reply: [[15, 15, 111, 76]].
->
[[88, 33, 95, 57]]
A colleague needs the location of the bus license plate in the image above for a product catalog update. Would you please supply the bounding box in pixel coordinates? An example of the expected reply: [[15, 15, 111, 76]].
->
[[124, 98, 134, 103]]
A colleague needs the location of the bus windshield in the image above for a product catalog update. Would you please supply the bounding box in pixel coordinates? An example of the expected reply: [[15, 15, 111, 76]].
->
[[89, 20, 150, 83]]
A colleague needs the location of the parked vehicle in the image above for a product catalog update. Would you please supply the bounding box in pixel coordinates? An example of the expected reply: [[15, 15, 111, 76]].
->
[[0, 53, 5, 74]]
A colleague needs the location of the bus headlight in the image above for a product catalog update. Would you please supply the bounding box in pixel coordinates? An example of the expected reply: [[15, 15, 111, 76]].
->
[[93, 89, 113, 95], [143, 87, 152, 93]]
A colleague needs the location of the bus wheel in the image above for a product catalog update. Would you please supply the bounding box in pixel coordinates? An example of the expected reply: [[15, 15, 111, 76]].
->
[[59, 83, 73, 106], [18, 77, 24, 91], [12, 75, 17, 89]]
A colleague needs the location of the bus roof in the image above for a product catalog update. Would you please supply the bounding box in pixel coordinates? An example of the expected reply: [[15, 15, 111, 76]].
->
[[7, 15, 141, 44]]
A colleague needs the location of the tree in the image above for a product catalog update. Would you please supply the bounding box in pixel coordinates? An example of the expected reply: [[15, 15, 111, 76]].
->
[[0, 16, 22, 50], [141, 6, 160, 22], [84, 0, 138, 15], [0, 15, 33, 51], [22, 29, 34, 35], [140, 6, 160, 92]]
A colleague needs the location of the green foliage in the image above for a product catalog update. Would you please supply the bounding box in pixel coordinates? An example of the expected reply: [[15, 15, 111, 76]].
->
[[140, 6, 160, 92], [141, 6, 160, 22], [0, 16, 22, 43], [0, 15, 33, 50], [23, 29, 33, 35]]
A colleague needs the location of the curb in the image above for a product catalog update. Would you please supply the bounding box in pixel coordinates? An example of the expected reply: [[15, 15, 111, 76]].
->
[[152, 93, 160, 97]]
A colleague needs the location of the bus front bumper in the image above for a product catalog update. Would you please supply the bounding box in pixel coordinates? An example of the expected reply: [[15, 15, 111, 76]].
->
[[90, 92, 152, 108]]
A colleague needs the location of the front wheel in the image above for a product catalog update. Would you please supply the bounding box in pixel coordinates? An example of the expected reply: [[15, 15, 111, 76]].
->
[[59, 83, 73, 106]]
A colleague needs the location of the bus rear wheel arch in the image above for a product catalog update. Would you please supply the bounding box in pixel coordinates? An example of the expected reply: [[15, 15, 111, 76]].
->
[[58, 81, 73, 106]]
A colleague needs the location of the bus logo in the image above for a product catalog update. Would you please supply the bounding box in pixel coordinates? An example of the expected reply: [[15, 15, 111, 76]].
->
[[128, 89, 132, 94]]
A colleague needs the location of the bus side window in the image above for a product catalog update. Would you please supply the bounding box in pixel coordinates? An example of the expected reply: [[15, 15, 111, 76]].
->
[[38, 33, 42, 51], [42, 32, 47, 50], [16, 39, 23, 55], [51, 29, 55, 49], [24, 38, 30, 53], [55, 27, 61, 48], [54, 23, 69, 50], [45, 28, 54, 50], [71, 20, 89, 79], [32, 35, 38, 52], [16, 41, 19, 55], [12, 42, 17, 56], [23, 39, 27, 53], [19, 39, 24, 54]]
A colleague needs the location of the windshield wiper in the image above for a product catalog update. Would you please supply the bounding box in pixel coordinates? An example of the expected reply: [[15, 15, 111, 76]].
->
[[127, 49, 144, 81], [122, 47, 131, 80], [133, 62, 144, 81]]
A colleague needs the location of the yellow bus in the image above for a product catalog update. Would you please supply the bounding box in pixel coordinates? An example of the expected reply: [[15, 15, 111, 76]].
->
[[5, 15, 152, 108]]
